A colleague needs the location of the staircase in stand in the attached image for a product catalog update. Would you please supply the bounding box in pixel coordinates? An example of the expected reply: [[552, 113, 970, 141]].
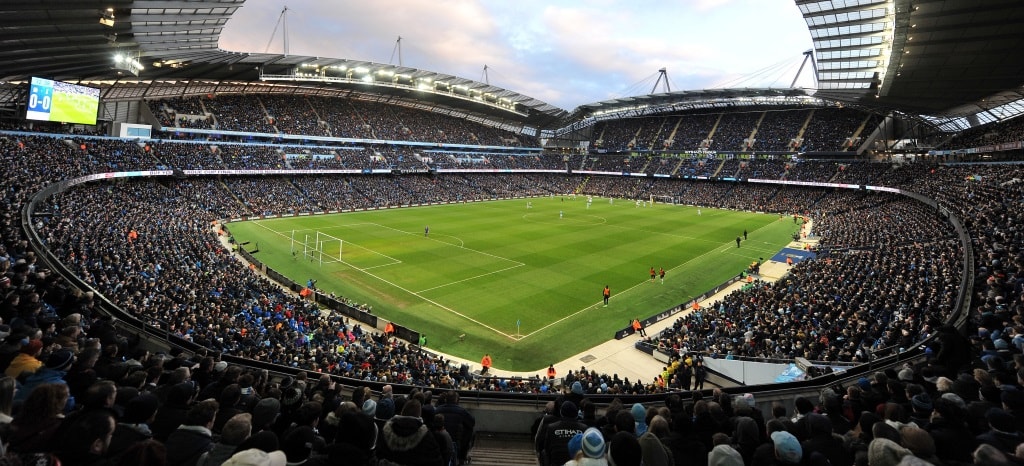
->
[[467, 433, 537, 466]]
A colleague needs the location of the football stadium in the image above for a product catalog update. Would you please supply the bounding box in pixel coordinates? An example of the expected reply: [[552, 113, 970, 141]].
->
[[1, 0, 1023, 464]]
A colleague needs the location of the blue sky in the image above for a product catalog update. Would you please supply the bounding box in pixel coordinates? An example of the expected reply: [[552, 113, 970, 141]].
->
[[219, 0, 815, 111]]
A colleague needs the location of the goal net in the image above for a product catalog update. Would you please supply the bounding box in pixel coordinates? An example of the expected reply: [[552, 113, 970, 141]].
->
[[653, 195, 678, 205], [292, 231, 343, 266]]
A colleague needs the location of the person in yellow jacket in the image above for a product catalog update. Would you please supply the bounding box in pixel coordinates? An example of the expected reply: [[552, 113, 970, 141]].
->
[[4, 339, 43, 378]]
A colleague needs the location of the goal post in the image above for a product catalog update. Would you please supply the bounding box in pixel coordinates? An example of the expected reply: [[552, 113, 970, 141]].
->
[[653, 195, 677, 205], [294, 231, 343, 266], [315, 231, 343, 264]]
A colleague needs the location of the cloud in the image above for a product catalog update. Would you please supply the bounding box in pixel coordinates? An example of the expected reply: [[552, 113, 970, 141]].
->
[[217, 0, 811, 110]]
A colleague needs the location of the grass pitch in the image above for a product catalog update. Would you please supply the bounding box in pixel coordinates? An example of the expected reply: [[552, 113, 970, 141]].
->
[[227, 196, 798, 371]]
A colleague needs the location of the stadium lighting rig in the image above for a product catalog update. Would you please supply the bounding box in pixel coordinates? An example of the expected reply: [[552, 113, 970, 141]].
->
[[260, 64, 525, 116], [112, 51, 144, 76], [99, 8, 116, 27]]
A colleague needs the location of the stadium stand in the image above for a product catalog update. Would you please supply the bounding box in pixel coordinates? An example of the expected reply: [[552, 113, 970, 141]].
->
[[1, 115, 1023, 463]]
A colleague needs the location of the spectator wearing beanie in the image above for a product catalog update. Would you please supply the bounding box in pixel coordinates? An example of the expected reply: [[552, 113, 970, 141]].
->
[[565, 427, 607, 466], [281, 425, 316, 465], [968, 385, 1003, 434], [706, 443, 742, 466], [538, 400, 586, 466], [801, 413, 850, 466], [630, 404, 647, 436], [976, 408, 1024, 454], [212, 384, 244, 434], [771, 431, 803, 465], [4, 339, 43, 378], [328, 408, 377, 463], [898, 426, 941, 464], [13, 348, 74, 404], [567, 381, 586, 407], [282, 401, 326, 456], [909, 393, 933, 429], [867, 438, 911, 466], [609, 431, 644, 466], [926, 396, 974, 464], [151, 381, 198, 442], [108, 393, 160, 459], [198, 413, 252, 466], [566, 432, 584, 462], [252, 398, 281, 434], [751, 419, 789, 466]]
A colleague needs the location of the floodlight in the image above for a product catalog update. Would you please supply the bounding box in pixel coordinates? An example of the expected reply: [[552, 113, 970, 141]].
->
[[100, 8, 115, 27], [112, 51, 143, 76]]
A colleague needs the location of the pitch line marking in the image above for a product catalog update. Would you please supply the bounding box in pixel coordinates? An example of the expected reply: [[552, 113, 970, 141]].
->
[[249, 220, 520, 340], [415, 263, 526, 294], [517, 220, 783, 341]]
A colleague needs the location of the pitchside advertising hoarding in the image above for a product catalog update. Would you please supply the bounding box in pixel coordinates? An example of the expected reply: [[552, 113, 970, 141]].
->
[[26, 77, 100, 125]]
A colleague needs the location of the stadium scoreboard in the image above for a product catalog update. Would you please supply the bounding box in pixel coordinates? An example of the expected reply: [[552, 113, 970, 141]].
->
[[26, 77, 100, 125]]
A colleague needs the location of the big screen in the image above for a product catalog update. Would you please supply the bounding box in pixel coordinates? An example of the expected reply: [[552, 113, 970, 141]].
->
[[26, 77, 100, 125]]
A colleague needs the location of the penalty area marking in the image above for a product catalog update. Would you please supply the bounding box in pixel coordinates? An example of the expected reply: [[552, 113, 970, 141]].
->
[[248, 220, 521, 340]]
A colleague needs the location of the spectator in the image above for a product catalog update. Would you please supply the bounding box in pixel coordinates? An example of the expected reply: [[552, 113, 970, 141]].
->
[[198, 413, 252, 466], [375, 399, 443, 466], [434, 391, 475, 465], [164, 399, 218, 466], [537, 400, 586, 466], [7, 383, 69, 453]]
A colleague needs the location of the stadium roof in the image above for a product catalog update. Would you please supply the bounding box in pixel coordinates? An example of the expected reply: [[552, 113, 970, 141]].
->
[[571, 0, 1024, 129], [0, 0, 568, 129], [1, 0, 1022, 131], [805, 0, 1024, 118]]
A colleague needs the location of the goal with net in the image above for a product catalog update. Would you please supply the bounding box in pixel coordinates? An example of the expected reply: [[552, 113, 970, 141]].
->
[[291, 231, 343, 266], [652, 195, 679, 205]]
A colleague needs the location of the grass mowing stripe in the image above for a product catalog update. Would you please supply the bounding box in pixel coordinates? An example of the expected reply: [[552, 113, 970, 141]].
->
[[228, 198, 798, 370]]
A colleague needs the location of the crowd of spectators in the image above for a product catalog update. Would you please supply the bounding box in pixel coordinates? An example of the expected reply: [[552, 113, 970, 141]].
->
[[711, 112, 762, 152], [1, 115, 1023, 464], [589, 107, 878, 155], [147, 94, 539, 148], [799, 108, 873, 152], [148, 97, 215, 130], [593, 119, 648, 152], [941, 116, 1024, 151], [751, 110, 806, 152], [259, 95, 331, 138], [671, 113, 720, 152], [201, 95, 277, 134]]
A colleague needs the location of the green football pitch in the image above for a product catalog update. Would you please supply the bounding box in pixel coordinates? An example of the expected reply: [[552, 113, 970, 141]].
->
[[226, 197, 798, 371]]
